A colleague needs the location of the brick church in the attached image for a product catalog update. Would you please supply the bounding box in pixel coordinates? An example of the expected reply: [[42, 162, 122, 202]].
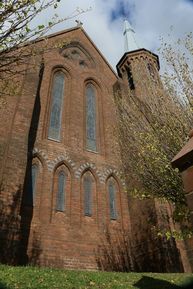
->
[[0, 21, 191, 272]]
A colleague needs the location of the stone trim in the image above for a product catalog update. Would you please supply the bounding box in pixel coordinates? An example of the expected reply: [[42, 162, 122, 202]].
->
[[100, 167, 125, 187], [32, 148, 124, 186], [47, 154, 76, 172], [32, 148, 49, 163], [74, 162, 103, 182]]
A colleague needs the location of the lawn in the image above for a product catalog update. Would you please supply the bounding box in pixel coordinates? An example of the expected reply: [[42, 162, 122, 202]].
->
[[0, 264, 193, 289]]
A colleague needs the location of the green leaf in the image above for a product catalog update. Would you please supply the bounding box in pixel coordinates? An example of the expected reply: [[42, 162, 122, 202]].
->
[[38, 25, 45, 30]]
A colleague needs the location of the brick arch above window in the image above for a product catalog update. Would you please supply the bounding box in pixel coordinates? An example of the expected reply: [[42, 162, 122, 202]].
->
[[60, 41, 96, 69], [84, 77, 102, 90], [48, 153, 76, 173], [32, 148, 48, 168], [101, 168, 125, 187], [75, 162, 102, 182]]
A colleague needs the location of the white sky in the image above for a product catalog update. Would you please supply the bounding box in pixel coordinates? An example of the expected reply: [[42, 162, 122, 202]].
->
[[37, 0, 193, 71]]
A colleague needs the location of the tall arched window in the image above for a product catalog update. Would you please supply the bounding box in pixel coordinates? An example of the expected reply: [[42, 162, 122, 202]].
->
[[86, 84, 97, 151], [27, 164, 38, 206], [108, 178, 117, 220], [56, 171, 66, 211], [48, 71, 65, 141], [83, 174, 93, 216]]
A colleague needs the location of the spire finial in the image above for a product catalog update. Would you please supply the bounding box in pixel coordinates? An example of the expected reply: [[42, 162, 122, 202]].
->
[[123, 19, 140, 52]]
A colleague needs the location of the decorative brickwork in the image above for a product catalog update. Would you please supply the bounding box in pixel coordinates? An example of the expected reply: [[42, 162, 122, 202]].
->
[[0, 26, 186, 272]]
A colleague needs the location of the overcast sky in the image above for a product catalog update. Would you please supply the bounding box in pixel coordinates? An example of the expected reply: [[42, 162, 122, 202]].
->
[[39, 0, 193, 70]]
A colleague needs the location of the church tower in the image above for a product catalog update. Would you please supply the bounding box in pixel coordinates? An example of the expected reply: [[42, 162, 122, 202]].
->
[[116, 20, 160, 98], [114, 20, 186, 272]]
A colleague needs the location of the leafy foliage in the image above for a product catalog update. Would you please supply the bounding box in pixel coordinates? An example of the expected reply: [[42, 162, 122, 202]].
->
[[115, 34, 193, 222], [0, 0, 88, 98]]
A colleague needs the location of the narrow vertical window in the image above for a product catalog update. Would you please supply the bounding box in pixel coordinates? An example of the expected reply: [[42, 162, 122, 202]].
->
[[147, 63, 156, 79], [56, 172, 66, 211], [108, 180, 117, 220], [126, 66, 135, 90], [86, 84, 97, 151], [83, 175, 92, 216], [27, 164, 38, 206], [48, 71, 65, 141]]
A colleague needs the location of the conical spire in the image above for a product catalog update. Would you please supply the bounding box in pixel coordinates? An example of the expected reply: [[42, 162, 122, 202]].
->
[[123, 19, 140, 52]]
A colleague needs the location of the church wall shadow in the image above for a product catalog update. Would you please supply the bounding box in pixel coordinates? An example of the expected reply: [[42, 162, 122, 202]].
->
[[0, 184, 22, 265], [134, 276, 193, 289], [19, 63, 44, 265], [134, 276, 180, 289], [96, 227, 183, 273]]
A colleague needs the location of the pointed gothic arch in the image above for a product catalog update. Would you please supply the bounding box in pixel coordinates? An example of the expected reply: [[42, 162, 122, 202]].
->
[[106, 175, 119, 220], [25, 157, 43, 207], [85, 82, 98, 152], [81, 170, 96, 217], [52, 163, 71, 214], [48, 70, 65, 141]]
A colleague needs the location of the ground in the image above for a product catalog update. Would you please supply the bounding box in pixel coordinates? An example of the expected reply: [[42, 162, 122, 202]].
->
[[0, 265, 193, 289]]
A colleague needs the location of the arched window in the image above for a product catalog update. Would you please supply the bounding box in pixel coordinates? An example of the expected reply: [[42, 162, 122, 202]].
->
[[86, 84, 97, 151], [108, 179, 117, 220], [56, 171, 66, 211], [27, 164, 38, 206], [48, 71, 65, 141], [83, 174, 93, 216]]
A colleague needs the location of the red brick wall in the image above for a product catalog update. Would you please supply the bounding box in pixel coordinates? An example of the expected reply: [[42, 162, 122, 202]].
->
[[0, 27, 130, 269], [0, 27, 184, 271]]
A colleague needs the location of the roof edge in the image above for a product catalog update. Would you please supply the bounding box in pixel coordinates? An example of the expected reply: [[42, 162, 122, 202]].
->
[[116, 48, 160, 76], [29, 25, 118, 78]]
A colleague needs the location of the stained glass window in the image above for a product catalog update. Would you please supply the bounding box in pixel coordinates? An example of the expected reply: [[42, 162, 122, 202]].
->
[[86, 84, 97, 151], [48, 71, 65, 141], [56, 171, 66, 211], [108, 180, 117, 220], [83, 175, 92, 216]]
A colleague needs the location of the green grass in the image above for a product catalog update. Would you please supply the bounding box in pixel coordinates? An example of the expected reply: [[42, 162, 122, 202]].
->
[[0, 264, 193, 289]]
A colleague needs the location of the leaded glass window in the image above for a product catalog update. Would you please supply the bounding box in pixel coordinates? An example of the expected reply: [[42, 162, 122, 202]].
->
[[108, 180, 117, 220], [56, 171, 66, 211], [48, 71, 65, 141], [83, 175, 92, 216], [86, 84, 97, 151]]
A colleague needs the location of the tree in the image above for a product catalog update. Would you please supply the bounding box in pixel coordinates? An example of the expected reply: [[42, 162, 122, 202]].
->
[[0, 1, 88, 98], [115, 34, 193, 225]]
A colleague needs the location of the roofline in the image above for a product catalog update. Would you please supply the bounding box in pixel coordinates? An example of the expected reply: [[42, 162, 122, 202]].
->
[[30, 25, 118, 79], [116, 48, 160, 77]]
